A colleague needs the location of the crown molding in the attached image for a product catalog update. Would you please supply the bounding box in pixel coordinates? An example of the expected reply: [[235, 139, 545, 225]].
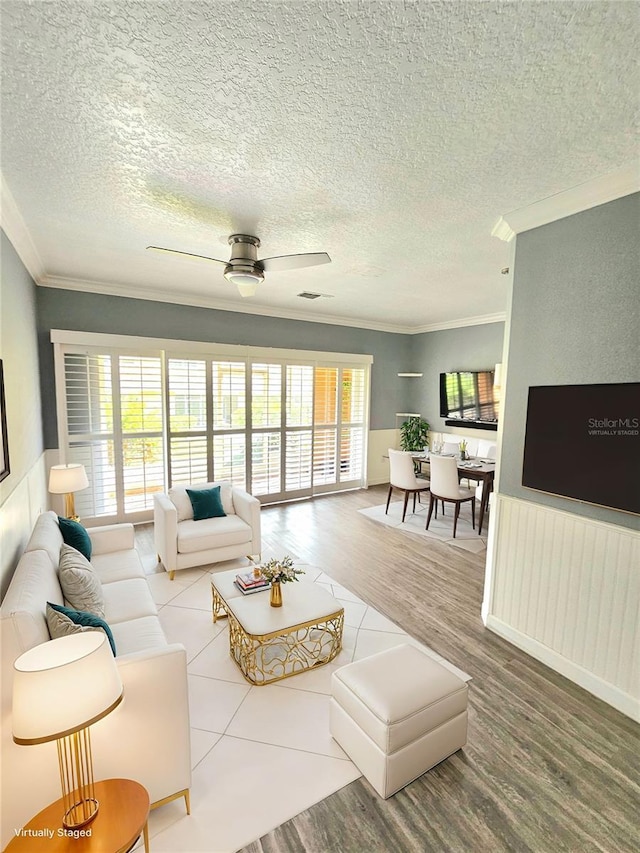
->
[[492, 161, 640, 242], [38, 275, 416, 334], [40, 275, 506, 335], [0, 173, 45, 281], [409, 312, 507, 334]]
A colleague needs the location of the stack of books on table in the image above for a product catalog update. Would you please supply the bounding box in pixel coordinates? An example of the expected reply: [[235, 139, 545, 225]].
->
[[234, 569, 271, 595]]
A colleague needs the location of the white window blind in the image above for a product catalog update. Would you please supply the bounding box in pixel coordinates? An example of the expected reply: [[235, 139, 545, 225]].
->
[[64, 353, 117, 518], [167, 358, 208, 485], [55, 335, 370, 522]]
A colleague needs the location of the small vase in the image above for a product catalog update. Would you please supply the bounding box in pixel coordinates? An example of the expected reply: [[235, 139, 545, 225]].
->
[[270, 581, 282, 607]]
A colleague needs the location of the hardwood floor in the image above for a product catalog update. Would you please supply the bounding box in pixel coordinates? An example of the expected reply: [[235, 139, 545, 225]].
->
[[140, 487, 639, 852]]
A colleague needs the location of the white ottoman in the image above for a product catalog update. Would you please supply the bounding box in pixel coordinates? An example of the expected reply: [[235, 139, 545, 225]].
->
[[330, 644, 468, 798]]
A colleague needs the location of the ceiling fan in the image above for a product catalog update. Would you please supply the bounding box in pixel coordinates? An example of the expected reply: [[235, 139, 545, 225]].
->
[[147, 234, 331, 297]]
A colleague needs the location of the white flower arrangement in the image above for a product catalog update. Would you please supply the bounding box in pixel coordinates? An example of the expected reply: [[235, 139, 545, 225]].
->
[[257, 556, 305, 584]]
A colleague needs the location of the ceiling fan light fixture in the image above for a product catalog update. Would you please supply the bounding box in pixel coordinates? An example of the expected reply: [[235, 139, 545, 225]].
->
[[235, 280, 260, 298], [224, 263, 264, 297]]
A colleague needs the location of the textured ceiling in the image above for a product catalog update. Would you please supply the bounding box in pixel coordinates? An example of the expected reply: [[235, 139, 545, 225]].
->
[[1, 1, 638, 331]]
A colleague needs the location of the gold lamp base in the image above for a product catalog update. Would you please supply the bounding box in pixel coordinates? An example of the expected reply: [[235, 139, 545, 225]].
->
[[63, 797, 99, 830], [57, 729, 100, 829], [63, 493, 80, 523]]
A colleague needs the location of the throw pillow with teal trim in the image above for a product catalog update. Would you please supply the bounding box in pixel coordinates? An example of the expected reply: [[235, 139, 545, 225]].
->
[[46, 602, 116, 656], [186, 485, 227, 521], [57, 516, 92, 560]]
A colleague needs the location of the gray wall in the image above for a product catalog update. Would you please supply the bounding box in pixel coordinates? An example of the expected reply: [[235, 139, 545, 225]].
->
[[0, 230, 44, 505], [36, 288, 414, 446], [410, 322, 505, 433], [500, 192, 640, 530], [36, 289, 508, 448]]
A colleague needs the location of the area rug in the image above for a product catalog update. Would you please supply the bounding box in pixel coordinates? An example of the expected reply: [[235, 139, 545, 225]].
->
[[142, 555, 471, 852], [358, 500, 488, 554]]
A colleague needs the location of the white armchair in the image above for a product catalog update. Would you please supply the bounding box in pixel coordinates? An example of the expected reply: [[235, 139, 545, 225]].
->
[[154, 480, 261, 579]]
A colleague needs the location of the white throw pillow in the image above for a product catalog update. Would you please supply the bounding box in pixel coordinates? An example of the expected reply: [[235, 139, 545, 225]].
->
[[168, 480, 234, 520], [58, 543, 105, 618]]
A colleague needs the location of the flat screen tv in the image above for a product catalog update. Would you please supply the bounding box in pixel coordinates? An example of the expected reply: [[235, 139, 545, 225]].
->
[[522, 382, 640, 515], [439, 370, 498, 423]]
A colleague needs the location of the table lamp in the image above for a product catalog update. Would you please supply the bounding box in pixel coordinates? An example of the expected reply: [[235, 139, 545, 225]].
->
[[12, 632, 123, 829], [48, 463, 89, 521]]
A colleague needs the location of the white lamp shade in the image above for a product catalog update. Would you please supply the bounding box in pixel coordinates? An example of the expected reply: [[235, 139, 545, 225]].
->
[[493, 363, 503, 388], [48, 463, 89, 495], [12, 633, 123, 744]]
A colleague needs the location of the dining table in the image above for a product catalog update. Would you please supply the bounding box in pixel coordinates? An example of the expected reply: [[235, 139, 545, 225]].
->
[[412, 453, 496, 535]]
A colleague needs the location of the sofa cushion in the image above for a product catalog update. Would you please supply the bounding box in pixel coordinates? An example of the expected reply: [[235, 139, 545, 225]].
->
[[46, 602, 116, 656], [90, 550, 147, 584], [58, 544, 105, 618], [102, 578, 158, 625], [58, 516, 92, 560], [109, 615, 168, 656], [169, 481, 234, 521], [0, 550, 63, 654], [24, 511, 64, 569], [177, 515, 252, 554], [187, 485, 227, 521]]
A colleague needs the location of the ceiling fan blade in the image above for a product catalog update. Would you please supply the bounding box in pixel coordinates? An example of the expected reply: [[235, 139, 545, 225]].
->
[[261, 252, 331, 273], [146, 246, 227, 265]]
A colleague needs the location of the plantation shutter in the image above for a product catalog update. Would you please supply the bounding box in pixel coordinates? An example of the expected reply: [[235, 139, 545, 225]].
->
[[211, 361, 246, 486], [64, 352, 117, 518], [167, 358, 208, 485], [285, 365, 314, 494], [251, 364, 282, 496], [55, 333, 371, 521]]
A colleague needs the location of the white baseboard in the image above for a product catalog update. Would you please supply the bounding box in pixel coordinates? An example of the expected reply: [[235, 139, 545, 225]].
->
[[486, 615, 640, 723]]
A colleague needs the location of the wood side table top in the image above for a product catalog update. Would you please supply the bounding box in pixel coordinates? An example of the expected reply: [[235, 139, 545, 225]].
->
[[5, 778, 150, 853]]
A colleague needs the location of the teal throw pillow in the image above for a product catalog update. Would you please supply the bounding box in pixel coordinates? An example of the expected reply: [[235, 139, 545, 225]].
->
[[46, 601, 116, 656], [186, 485, 227, 521], [58, 516, 92, 561]]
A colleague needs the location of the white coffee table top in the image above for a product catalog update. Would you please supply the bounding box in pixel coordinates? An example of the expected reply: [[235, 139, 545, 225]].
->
[[211, 568, 343, 637]]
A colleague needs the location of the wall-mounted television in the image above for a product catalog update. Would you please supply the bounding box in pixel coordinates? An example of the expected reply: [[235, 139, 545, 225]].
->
[[522, 382, 640, 515], [439, 370, 498, 424]]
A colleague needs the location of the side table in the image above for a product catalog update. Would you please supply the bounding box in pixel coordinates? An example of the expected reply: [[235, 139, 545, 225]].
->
[[5, 778, 150, 853]]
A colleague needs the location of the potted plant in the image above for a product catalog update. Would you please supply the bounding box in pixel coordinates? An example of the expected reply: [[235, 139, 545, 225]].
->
[[257, 556, 305, 607], [459, 439, 469, 461], [399, 416, 430, 452]]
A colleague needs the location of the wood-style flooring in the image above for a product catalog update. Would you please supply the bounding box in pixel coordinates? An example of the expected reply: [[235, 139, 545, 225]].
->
[[141, 486, 639, 852]]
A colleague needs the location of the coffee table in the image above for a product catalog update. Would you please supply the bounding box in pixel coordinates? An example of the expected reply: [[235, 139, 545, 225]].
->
[[210, 569, 344, 685]]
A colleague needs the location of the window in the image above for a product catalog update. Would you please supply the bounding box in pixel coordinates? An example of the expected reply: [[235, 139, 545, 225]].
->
[[54, 333, 371, 523]]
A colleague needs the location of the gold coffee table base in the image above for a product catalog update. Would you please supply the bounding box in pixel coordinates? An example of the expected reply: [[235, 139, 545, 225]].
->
[[211, 582, 344, 686]]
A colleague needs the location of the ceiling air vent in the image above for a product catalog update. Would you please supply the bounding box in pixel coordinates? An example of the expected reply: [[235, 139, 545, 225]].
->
[[297, 291, 332, 300]]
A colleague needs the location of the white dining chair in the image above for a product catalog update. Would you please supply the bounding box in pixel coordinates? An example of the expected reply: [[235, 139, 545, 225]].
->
[[425, 455, 475, 538], [441, 441, 460, 456], [386, 449, 430, 523]]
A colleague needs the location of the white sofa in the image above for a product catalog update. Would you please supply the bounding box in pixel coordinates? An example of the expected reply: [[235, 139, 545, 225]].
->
[[0, 511, 191, 848], [154, 481, 261, 579]]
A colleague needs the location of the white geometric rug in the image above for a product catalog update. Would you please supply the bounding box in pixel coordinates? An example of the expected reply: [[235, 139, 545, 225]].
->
[[358, 500, 488, 554], [138, 554, 471, 852]]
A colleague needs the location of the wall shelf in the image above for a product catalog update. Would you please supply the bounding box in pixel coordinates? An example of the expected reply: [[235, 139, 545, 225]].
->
[[397, 372, 423, 377]]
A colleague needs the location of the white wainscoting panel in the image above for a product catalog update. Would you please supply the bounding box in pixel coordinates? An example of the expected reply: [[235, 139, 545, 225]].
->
[[0, 452, 48, 599], [484, 494, 639, 721]]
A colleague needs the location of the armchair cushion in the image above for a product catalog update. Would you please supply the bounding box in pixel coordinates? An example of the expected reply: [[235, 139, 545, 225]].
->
[[169, 480, 234, 520], [177, 515, 252, 554], [186, 485, 226, 521]]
